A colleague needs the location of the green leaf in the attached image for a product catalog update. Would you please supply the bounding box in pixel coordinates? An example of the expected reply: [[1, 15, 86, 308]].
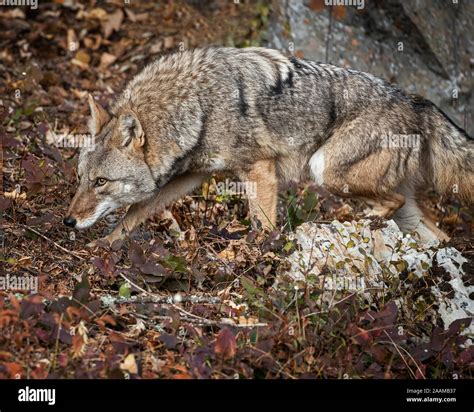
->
[[163, 255, 187, 273], [395, 261, 407, 272], [283, 241, 295, 252], [119, 282, 131, 298], [346, 240, 355, 248], [336, 261, 345, 270], [241, 276, 257, 294], [73, 277, 90, 305], [241, 276, 264, 298]]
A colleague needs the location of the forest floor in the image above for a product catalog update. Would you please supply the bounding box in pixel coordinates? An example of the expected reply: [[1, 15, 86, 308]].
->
[[0, 1, 472, 379]]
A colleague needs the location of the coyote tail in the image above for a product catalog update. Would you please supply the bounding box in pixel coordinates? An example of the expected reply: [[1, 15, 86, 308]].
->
[[428, 107, 473, 204]]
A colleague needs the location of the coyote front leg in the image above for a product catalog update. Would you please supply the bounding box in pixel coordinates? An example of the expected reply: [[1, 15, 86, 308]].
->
[[243, 159, 278, 230], [91, 173, 207, 245]]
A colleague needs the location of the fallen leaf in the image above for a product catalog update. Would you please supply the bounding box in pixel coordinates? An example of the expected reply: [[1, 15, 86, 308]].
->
[[214, 328, 237, 360], [308, 0, 325, 11], [71, 334, 86, 359], [87, 7, 108, 20], [71, 50, 90, 69], [163, 36, 174, 49], [103, 9, 124, 39], [120, 353, 138, 375], [3, 190, 26, 202], [99, 52, 117, 70]]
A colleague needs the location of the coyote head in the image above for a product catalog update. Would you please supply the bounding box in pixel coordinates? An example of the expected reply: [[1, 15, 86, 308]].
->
[[63, 95, 156, 229]]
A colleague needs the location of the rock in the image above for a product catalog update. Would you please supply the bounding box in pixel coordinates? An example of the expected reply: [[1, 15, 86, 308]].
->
[[265, 0, 472, 135], [278, 219, 473, 339]]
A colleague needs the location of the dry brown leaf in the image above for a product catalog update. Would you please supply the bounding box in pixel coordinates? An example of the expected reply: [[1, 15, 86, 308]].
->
[[83, 35, 102, 50], [295, 50, 305, 58], [71, 50, 91, 69], [71, 88, 88, 99], [0, 8, 25, 19], [333, 5, 347, 20], [71, 334, 86, 359], [163, 36, 174, 49], [150, 40, 163, 54], [308, 0, 325, 11], [3, 190, 26, 202], [238, 316, 260, 326], [4, 362, 23, 378], [134, 12, 149, 22], [87, 8, 108, 20], [214, 328, 237, 360], [120, 353, 138, 375], [99, 52, 117, 70], [103, 8, 124, 39], [218, 246, 235, 261], [124, 8, 136, 22]]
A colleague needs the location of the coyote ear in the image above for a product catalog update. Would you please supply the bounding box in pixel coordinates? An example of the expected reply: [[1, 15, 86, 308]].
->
[[119, 112, 144, 149], [88, 94, 110, 135]]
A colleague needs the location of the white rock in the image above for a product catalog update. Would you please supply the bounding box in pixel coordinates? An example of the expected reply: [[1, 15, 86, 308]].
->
[[280, 220, 472, 341]]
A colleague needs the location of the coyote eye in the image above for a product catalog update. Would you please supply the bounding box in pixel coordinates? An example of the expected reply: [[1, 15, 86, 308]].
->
[[95, 177, 107, 187]]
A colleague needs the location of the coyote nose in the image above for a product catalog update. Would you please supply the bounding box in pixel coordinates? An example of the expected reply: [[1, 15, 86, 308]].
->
[[63, 216, 77, 228]]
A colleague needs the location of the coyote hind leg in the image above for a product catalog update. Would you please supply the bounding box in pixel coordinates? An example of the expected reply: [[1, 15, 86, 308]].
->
[[363, 193, 406, 218], [393, 187, 450, 242], [310, 144, 407, 218]]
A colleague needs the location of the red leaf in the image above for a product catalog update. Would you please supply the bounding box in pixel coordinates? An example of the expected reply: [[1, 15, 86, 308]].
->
[[128, 242, 145, 265], [214, 328, 237, 360]]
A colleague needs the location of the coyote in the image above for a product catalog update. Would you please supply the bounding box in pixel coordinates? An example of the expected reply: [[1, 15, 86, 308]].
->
[[64, 47, 473, 244]]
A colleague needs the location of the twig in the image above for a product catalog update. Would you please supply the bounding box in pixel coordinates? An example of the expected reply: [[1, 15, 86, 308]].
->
[[49, 312, 64, 373], [101, 293, 221, 306], [118, 272, 153, 295], [5, 217, 85, 261], [117, 272, 222, 326], [366, 313, 425, 379], [107, 274, 267, 328]]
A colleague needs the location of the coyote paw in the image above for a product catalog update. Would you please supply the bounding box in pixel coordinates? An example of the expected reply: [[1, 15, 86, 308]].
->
[[85, 239, 101, 249], [86, 236, 114, 249]]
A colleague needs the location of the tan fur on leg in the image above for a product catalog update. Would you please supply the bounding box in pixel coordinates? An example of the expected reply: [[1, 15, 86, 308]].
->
[[364, 193, 406, 218], [243, 160, 278, 230], [95, 173, 206, 245]]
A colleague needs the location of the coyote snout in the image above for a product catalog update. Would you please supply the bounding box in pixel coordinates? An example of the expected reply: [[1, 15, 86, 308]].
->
[[64, 185, 118, 230], [63, 216, 76, 227]]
